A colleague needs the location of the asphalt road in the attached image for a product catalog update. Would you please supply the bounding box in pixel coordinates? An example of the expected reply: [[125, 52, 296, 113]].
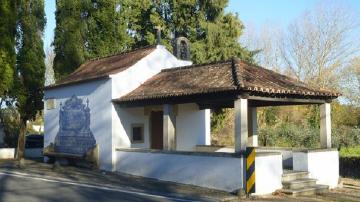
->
[[0, 171, 206, 202]]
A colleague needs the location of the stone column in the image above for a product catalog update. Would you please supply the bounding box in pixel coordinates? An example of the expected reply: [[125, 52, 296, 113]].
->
[[320, 103, 331, 148], [248, 107, 258, 147], [234, 98, 248, 153], [163, 104, 176, 150]]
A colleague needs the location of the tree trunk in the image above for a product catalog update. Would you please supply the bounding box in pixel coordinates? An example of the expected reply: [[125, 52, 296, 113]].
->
[[16, 120, 26, 160]]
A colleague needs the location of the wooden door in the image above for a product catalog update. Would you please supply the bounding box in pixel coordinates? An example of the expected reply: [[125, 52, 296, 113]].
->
[[150, 111, 163, 150]]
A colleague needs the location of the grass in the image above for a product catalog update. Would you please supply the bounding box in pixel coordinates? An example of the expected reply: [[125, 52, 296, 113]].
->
[[340, 147, 360, 157]]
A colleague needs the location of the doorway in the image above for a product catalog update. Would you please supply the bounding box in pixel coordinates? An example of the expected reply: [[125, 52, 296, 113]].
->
[[150, 111, 163, 150]]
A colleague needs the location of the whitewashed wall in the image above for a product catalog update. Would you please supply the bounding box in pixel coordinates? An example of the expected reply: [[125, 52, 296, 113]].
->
[[254, 153, 283, 195], [176, 103, 211, 151], [111, 45, 192, 155], [114, 107, 150, 149], [293, 150, 339, 188], [116, 150, 243, 192], [44, 79, 113, 171], [113, 103, 211, 152], [44, 45, 195, 171], [0, 148, 15, 159]]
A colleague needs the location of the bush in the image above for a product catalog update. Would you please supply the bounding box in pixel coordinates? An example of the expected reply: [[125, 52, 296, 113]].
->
[[332, 126, 360, 149], [1, 108, 20, 148], [340, 147, 360, 157], [258, 122, 319, 148]]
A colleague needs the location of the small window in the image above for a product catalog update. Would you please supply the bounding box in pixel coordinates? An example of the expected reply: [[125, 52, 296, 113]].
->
[[131, 124, 144, 143]]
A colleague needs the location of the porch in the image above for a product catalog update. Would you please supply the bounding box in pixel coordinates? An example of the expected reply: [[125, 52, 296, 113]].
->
[[112, 58, 340, 195]]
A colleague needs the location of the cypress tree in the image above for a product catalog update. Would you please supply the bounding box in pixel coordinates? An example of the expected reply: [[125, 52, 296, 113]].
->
[[15, 0, 46, 158], [53, 0, 130, 79], [0, 0, 17, 98], [53, 0, 87, 80]]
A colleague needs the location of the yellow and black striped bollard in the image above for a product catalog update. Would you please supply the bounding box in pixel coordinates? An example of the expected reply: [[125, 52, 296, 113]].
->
[[246, 147, 255, 195]]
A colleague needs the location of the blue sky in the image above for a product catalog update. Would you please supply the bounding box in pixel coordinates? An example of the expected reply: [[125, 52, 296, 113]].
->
[[44, 0, 360, 49]]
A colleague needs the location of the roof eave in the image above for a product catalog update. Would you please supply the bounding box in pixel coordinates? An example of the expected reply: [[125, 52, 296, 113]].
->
[[43, 75, 110, 90]]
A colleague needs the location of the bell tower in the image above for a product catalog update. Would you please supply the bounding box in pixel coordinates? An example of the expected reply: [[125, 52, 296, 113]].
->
[[173, 37, 190, 61]]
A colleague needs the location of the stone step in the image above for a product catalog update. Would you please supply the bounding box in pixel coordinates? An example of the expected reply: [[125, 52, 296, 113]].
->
[[282, 170, 309, 181], [282, 178, 317, 189], [279, 184, 329, 196]]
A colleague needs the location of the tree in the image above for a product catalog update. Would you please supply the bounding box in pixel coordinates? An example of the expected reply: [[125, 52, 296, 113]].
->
[[340, 57, 360, 106], [53, 0, 130, 79], [122, 0, 254, 64], [242, 3, 359, 90], [15, 0, 46, 159], [280, 3, 359, 89], [53, 0, 254, 79], [240, 23, 283, 72], [0, 0, 17, 102]]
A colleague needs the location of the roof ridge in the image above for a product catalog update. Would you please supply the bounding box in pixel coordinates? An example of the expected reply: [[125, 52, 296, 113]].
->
[[161, 60, 232, 72], [86, 45, 157, 62], [231, 57, 244, 90]]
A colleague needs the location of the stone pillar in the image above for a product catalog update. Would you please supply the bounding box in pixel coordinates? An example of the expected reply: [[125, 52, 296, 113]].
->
[[234, 98, 248, 153], [163, 104, 176, 150], [248, 107, 258, 147], [320, 103, 331, 148]]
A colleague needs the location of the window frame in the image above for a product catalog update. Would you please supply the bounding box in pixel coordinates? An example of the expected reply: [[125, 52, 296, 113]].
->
[[131, 123, 145, 144]]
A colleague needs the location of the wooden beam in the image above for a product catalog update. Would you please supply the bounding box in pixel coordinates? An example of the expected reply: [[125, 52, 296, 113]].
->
[[249, 96, 327, 104]]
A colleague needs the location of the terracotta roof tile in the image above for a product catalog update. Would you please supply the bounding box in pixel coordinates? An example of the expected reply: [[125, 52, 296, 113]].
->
[[45, 45, 157, 89], [116, 58, 340, 102]]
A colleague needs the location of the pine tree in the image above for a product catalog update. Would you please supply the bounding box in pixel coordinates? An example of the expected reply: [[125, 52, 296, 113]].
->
[[15, 0, 46, 158], [0, 0, 17, 98]]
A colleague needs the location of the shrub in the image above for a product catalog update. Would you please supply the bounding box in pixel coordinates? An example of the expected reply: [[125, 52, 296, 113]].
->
[[1, 108, 20, 148], [258, 122, 319, 148], [332, 126, 360, 149]]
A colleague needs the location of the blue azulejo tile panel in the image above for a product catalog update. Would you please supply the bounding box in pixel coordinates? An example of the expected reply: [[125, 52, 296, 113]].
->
[[54, 95, 96, 154]]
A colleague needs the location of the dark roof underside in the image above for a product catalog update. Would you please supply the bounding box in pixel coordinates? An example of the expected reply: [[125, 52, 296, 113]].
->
[[45, 45, 156, 89], [115, 59, 339, 106]]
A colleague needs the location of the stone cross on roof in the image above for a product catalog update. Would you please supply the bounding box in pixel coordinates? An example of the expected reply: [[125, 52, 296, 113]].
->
[[154, 26, 162, 45]]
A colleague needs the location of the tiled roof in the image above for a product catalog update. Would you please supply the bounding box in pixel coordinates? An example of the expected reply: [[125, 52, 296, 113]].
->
[[45, 45, 157, 89], [116, 58, 340, 102]]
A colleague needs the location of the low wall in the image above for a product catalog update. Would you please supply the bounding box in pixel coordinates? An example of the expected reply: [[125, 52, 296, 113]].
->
[[196, 145, 292, 169], [116, 149, 243, 192], [0, 148, 15, 159], [255, 152, 283, 195], [293, 149, 339, 188], [257, 147, 293, 169], [116, 148, 283, 195], [195, 145, 234, 153]]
